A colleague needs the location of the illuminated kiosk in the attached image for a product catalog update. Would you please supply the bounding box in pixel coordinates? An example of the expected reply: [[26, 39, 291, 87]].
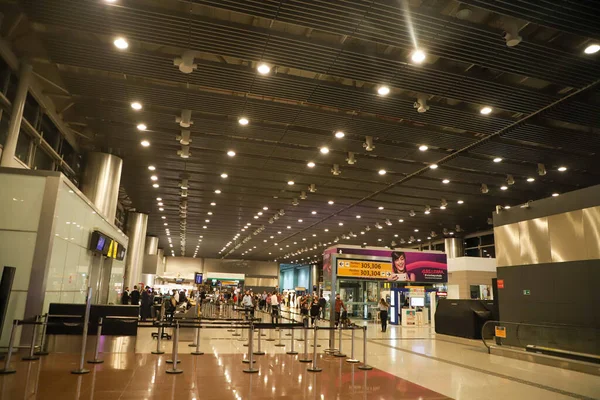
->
[[323, 245, 447, 346]]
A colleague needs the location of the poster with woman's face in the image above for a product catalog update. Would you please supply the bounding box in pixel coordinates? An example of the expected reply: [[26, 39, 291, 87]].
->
[[388, 251, 447, 282]]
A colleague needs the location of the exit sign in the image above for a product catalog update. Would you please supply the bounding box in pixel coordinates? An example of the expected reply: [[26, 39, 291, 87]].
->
[[523, 289, 531, 295]]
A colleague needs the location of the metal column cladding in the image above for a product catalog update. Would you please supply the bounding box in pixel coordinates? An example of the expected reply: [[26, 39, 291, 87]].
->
[[81, 152, 123, 223], [124, 212, 148, 289], [444, 238, 464, 258], [145, 236, 159, 255]]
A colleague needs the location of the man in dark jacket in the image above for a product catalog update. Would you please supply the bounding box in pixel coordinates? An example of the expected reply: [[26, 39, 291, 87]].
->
[[130, 285, 141, 305], [140, 287, 151, 321], [318, 295, 327, 319], [121, 287, 130, 305]]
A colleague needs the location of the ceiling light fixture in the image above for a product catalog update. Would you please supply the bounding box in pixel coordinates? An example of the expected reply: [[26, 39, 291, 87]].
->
[[378, 206, 384, 210], [480, 106, 493, 115], [414, 95, 430, 113], [419, 145, 428, 151], [442, 179, 450, 184], [214, 189, 221, 194], [328, 200, 334, 205], [148, 165, 156, 171], [334, 131, 345, 138], [307, 161, 315, 168], [210, 202, 216, 206], [527, 177, 535, 182], [558, 166, 567, 172], [150, 175, 158, 181], [430, 164, 438, 169], [552, 193, 560, 197], [238, 117, 249, 126], [377, 86, 390, 96], [311, 211, 317, 215], [584, 44, 600, 54], [378, 169, 387, 175], [227, 150, 236, 157], [136, 123, 147, 131], [411, 49, 426, 63], [481, 184, 489, 194], [141, 140, 150, 147], [363, 136, 375, 151], [152, 183, 159, 188], [131, 102, 142, 110], [287, 181, 294, 185], [320, 147, 329, 154], [493, 157, 503, 163], [257, 63, 271, 74], [457, 200, 464, 204], [113, 37, 129, 49], [500, 185, 508, 190]]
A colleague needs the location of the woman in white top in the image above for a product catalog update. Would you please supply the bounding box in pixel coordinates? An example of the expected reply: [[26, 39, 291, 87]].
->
[[378, 298, 389, 332], [270, 292, 280, 323]]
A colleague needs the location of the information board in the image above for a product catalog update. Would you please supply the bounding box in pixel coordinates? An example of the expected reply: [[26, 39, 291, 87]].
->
[[337, 259, 393, 279]]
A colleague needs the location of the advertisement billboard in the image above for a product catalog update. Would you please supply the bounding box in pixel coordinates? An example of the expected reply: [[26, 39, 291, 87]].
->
[[330, 247, 447, 283]]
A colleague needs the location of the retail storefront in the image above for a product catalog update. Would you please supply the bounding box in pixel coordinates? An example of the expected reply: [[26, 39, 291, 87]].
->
[[323, 245, 448, 322]]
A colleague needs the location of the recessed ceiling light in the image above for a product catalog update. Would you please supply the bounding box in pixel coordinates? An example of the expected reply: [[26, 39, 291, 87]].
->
[[584, 44, 600, 54], [440, 205, 446, 210], [150, 175, 158, 181], [263, 206, 268, 210], [558, 166, 567, 172], [320, 147, 329, 154], [238, 117, 249, 125], [298, 219, 303, 223], [552, 193, 560, 197], [419, 145, 428, 151], [378, 169, 386, 175], [442, 179, 450, 184], [500, 185, 508, 190], [159, 207, 164, 211], [480, 106, 493, 115], [338, 222, 344, 226], [210, 202, 216, 206], [227, 150, 236, 157], [148, 165, 155, 171], [220, 173, 228, 178], [378, 206, 384, 210], [493, 157, 503, 163], [311, 211, 317, 215], [164, 222, 168, 225], [328, 200, 334, 205], [131, 102, 142, 110], [136, 123, 147, 131], [141, 140, 150, 147], [287, 181, 294, 185], [504, 205, 511, 209], [356, 215, 361, 218], [214, 189, 221, 194], [430, 164, 438, 169], [113, 37, 129, 49], [257, 63, 271, 74], [257, 212, 263, 216], [203, 226, 207, 229], [152, 183, 159, 188], [457, 200, 464, 204], [411, 49, 426, 63], [334, 131, 345, 139], [527, 177, 535, 182], [414, 229, 419, 232], [377, 85, 390, 96], [399, 219, 404, 222], [156, 197, 162, 201], [161, 216, 166, 219], [207, 212, 213, 215], [307, 161, 315, 168]]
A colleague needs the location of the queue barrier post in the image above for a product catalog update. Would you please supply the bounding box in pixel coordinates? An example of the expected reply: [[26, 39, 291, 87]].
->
[[357, 326, 373, 370], [22, 315, 40, 361], [346, 327, 359, 363], [299, 326, 311, 363], [191, 326, 204, 355], [266, 326, 275, 342], [35, 313, 49, 356], [152, 323, 165, 355], [166, 322, 183, 374], [87, 317, 104, 364], [71, 287, 92, 375], [242, 323, 259, 373], [286, 327, 298, 355], [0, 320, 19, 374], [253, 328, 265, 355], [334, 324, 346, 358], [275, 327, 285, 347], [307, 326, 322, 372]]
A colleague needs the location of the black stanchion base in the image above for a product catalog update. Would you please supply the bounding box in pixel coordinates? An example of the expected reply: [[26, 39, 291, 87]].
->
[[310, 344, 322, 347], [307, 367, 322, 372], [191, 351, 204, 356], [0, 369, 16, 375], [227, 329, 234, 332], [261, 334, 266, 337], [334, 353, 347, 358], [241, 359, 257, 364], [232, 334, 241, 337], [188, 343, 197, 347], [87, 359, 104, 364], [22, 356, 40, 361], [243, 368, 259, 373], [358, 365, 373, 370], [299, 358, 312, 363], [274, 343, 286, 347], [286, 351, 298, 355], [71, 369, 90, 375], [296, 338, 305, 342], [265, 339, 275, 342], [243, 343, 249, 347], [34, 351, 49, 356], [166, 369, 183, 374], [285, 334, 292, 336], [166, 359, 180, 364], [253, 351, 265, 355], [346, 359, 359, 363], [151, 351, 165, 355]]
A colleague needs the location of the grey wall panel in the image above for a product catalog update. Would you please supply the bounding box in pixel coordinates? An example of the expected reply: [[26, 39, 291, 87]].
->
[[519, 218, 551, 265], [494, 224, 521, 267], [583, 206, 600, 260], [548, 210, 585, 263]]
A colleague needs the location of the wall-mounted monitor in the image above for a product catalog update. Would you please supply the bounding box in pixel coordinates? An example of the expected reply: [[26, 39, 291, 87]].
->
[[194, 273, 203, 285], [90, 231, 126, 260]]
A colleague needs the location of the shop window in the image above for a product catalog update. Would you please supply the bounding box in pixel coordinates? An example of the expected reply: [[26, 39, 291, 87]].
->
[[465, 248, 481, 257], [15, 131, 31, 165], [464, 237, 480, 248], [481, 234, 494, 246], [33, 146, 54, 171], [40, 114, 61, 150], [482, 246, 495, 258]]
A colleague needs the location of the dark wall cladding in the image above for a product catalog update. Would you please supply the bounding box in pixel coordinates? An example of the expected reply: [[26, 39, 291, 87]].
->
[[497, 261, 600, 355]]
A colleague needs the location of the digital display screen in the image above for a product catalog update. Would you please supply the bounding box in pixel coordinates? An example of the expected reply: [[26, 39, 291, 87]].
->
[[96, 236, 106, 252], [194, 273, 203, 285], [175, 278, 184, 284], [410, 297, 425, 307]]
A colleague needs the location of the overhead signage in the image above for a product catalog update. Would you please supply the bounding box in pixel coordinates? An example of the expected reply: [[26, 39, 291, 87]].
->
[[337, 260, 393, 279]]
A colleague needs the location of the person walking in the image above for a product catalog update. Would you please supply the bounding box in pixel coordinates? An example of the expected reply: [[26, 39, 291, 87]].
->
[[334, 294, 346, 328], [121, 287, 130, 305], [379, 298, 389, 332], [270, 291, 280, 324], [309, 297, 320, 327], [242, 290, 254, 319], [318, 295, 327, 319], [130, 285, 141, 306]]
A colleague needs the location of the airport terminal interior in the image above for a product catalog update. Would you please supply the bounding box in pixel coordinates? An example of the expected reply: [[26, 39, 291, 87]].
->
[[0, 0, 599, 399]]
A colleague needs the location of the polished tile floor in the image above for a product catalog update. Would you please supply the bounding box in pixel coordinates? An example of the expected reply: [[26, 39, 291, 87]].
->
[[1, 308, 599, 400]]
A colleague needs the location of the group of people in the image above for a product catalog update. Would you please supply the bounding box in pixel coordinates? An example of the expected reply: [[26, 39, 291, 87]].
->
[[121, 285, 199, 321]]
